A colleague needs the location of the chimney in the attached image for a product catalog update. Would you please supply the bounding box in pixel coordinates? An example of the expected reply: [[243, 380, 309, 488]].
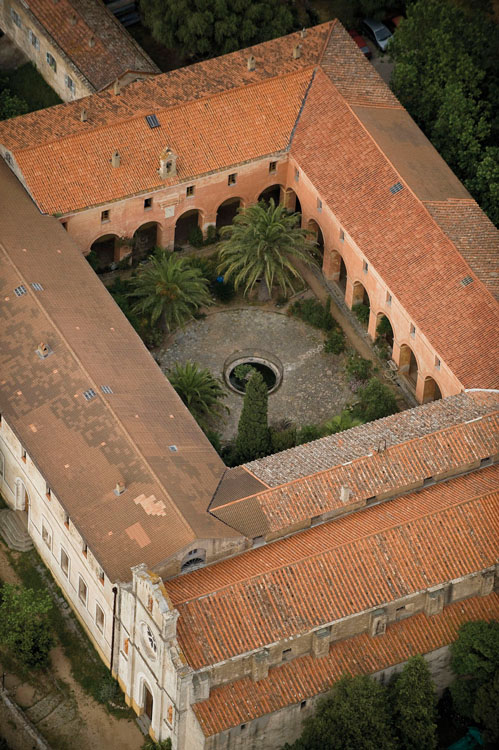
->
[[300, 27, 307, 38], [111, 150, 120, 168], [114, 481, 125, 496], [113, 79, 121, 96], [293, 44, 302, 59], [80, 108, 87, 122], [159, 147, 177, 179], [340, 485, 350, 504], [36, 342, 51, 359], [247, 54, 256, 71]]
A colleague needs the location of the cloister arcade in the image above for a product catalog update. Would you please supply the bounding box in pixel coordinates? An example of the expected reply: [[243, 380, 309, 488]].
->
[[174, 209, 202, 247], [216, 197, 242, 230]]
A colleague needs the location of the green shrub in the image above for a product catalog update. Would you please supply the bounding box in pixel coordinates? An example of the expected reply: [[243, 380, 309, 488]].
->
[[289, 298, 335, 331], [188, 226, 204, 247], [85, 250, 99, 271], [354, 378, 398, 422], [0, 583, 54, 669], [203, 428, 222, 455], [376, 315, 393, 340], [352, 302, 370, 325], [211, 276, 235, 302], [324, 328, 346, 354], [204, 225, 219, 245], [142, 738, 172, 750], [346, 354, 373, 382], [296, 423, 325, 445], [270, 425, 297, 453]]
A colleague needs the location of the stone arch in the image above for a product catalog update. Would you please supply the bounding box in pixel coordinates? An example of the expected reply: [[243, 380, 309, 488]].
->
[[307, 219, 324, 263], [338, 255, 348, 294], [398, 343, 419, 389], [89, 234, 119, 270], [375, 312, 394, 347], [351, 280, 370, 327], [216, 197, 243, 230], [132, 221, 161, 260], [282, 187, 302, 216], [15, 478, 29, 512], [258, 184, 283, 206], [422, 375, 442, 403], [174, 209, 202, 247], [138, 675, 154, 724], [180, 547, 206, 573]]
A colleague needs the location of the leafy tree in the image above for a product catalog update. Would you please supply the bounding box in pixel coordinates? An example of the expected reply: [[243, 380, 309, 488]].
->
[[355, 378, 398, 422], [474, 669, 499, 744], [0, 583, 54, 668], [391, 655, 437, 750], [284, 674, 397, 750], [129, 252, 211, 332], [389, 0, 499, 225], [217, 199, 314, 297], [323, 409, 363, 435], [449, 620, 499, 720], [167, 361, 228, 429], [236, 370, 271, 461], [139, 0, 294, 59], [346, 354, 373, 382], [0, 82, 29, 120], [324, 328, 346, 354]]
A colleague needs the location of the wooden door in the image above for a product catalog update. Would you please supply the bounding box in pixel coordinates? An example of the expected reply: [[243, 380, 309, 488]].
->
[[144, 685, 153, 722]]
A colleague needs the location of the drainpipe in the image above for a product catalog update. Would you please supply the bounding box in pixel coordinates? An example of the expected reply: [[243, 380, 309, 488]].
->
[[110, 585, 118, 675]]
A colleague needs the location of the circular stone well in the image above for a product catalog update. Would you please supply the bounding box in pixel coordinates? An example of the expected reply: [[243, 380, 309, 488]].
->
[[224, 350, 283, 395]]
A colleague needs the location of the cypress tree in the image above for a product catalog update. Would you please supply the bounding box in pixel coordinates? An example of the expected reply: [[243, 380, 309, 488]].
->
[[236, 370, 271, 462], [391, 655, 437, 750]]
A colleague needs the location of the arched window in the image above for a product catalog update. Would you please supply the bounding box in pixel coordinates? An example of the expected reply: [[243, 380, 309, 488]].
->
[[180, 548, 206, 573]]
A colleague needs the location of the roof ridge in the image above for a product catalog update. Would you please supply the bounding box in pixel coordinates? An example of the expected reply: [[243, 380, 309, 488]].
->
[[171, 477, 499, 604], [223, 409, 499, 507], [0, 241, 198, 546]]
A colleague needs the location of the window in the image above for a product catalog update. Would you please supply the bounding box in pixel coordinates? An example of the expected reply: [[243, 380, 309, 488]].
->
[[78, 576, 88, 606], [60, 548, 70, 578], [339, 229, 344, 241], [5, 152, 13, 166], [64, 513, 70, 529], [240, 724, 247, 732], [11, 8, 22, 27], [46, 52, 57, 72], [300, 700, 307, 710], [363, 260, 369, 274], [95, 603, 105, 632], [294, 168, 299, 182], [82, 542, 88, 557], [65, 75, 75, 94], [282, 648, 292, 662], [410, 323, 416, 338], [317, 197, 322, 212], [21, 448, 27, 462], [98, 568, 105, 585], [228, 173, 237, 186], [269, 161, 277, 173], [186, 185, 195, 198], [386, 292, 392, 306], [101, 209, 110, 223], [28, 30, 40, 50], [41, 521, 52, 550], [144, 197, 152, 210], [147, 595, 153, 612], [61, 221, 67, 231], [435, 356, 441, 370]]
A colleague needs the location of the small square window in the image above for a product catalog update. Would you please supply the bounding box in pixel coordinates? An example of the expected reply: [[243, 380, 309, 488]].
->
[[46, 52, 57, 72], [21, 448, 27, 462], [300, 700, 307, 710], [386, 292, 392, 306], [186, 185, 195, 197], [269, 161, 277, 173], [78, 577, 88, 606], [46, 484, 51, 500], [82, 543, 88, 557], [60, 548, 70, 577], [28, 30, 40, 50], [228, 173, 237, 186], [282, 648, 292, 661], [144, 197, 152, 210], [339, 229, 344, 241], [64, 513, 70, 529], [435, 356, 441, 370], [11, 9, 22, 27], [98, 569, 105, 585], [363, 261, 368, 273], [317, 197, 322, 212], [65, 75, 75, 94], [410, 324, 416, 338], [240, 724, 246, 732], [61, 221, 67, 231], [294, 168, 299, 182], [95, 603, 105, 632], [101, 210, 110, 223]]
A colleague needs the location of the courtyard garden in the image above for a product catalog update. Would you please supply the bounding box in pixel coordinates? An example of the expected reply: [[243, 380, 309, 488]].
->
[[103, 198, 406, 465]]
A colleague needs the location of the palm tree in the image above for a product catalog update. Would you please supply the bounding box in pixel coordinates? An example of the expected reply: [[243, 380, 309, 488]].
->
[[128, 252, 211, 332], [217, 199, 315, 297], [323, 409, 364, 435], [167, 362, 228, 429]]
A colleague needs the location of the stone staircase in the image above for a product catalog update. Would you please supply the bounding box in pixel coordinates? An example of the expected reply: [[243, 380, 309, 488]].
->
[[0, 509, 33, 551]]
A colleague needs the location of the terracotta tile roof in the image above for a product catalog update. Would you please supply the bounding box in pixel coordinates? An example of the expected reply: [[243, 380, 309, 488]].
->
[[424, 199, 499, 299], [211, 412, 499, 537], [9, 68, 312, 214], [0, 160, 240, 582], [193, 592, 499, 736], [23, 0, 159, 91], [165, 466, 499, 668], [238, 391, 499, 487], [291, 68, 499, 390], [0, 24, 330, 151]]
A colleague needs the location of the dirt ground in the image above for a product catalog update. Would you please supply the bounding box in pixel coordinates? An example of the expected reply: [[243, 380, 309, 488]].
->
[[0, 543, 143, 750]]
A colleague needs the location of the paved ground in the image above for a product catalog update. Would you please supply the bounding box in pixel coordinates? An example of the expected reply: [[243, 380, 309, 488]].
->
[[159, 307, 354, 440]]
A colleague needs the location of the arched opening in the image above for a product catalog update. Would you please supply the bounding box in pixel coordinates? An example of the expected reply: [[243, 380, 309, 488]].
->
[[132, 222, 160, 261], [283, 187, 301, 217], [351, 281, 370, 327], [174, 209, 201, 248], [89, 234, 119, 270], [399, 344, 418, 389], [15, 479, 29, 513], [216, 197, 242, 230], [143, 682, 154, 723], [308, 219, 324, 263], [375, 313, 394, 359], [180, 548, 206, 573], [258, 184, 282, 206], [338, 257, 347, 294], [422, 376, 442, 403]]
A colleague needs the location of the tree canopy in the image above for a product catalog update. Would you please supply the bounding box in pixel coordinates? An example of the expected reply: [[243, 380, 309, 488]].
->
[[139, 0, 295, 59], [217, 199, 313, 297], [389, 0, 499, 226], [236, 369, 271, 462], [0, 583, 54, 668], [392, 655, 437, 750], [167, 361, 228, 429]]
